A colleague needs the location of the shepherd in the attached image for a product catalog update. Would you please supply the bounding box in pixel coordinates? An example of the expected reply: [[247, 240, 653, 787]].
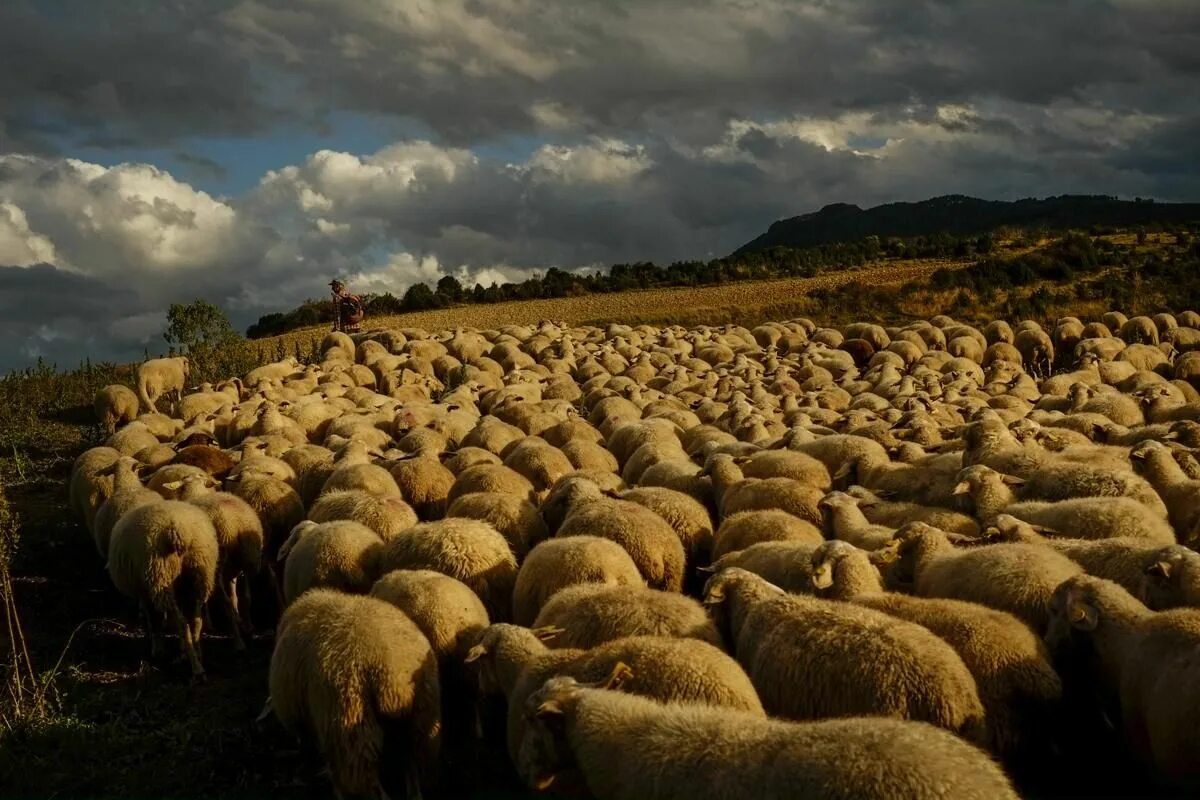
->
[[329, 279, 364, 333]]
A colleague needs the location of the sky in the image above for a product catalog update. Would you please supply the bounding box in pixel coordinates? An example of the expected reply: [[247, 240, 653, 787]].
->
[[1, 0, 1198, 370]]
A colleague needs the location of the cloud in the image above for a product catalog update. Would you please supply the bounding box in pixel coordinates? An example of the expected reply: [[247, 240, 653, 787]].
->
[[0, 1, 1198, 369]]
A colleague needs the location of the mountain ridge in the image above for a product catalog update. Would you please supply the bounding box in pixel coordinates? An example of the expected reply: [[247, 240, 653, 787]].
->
[[733, 194, 1200, 255]]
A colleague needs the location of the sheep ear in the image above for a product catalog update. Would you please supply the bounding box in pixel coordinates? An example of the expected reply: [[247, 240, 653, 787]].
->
[[952, 481, 971, 496], [162, 480, 183, 491], [702, 586, 725, 606], [695, 564, 717, 574], [1000, 475, 1026, 487], [463, 644, 488, 664], [867, 540, 895, 564], [531, 625, 564, 643], [534, 699, 565, 720], [600, 662, 633, 692], [1145, 560, 1172, 579], [1067, 596, 1099, 631]]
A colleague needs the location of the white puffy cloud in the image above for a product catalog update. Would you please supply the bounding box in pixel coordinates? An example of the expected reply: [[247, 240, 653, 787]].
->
[[0, 201, 57, 265], [0, 155, 256, 287]]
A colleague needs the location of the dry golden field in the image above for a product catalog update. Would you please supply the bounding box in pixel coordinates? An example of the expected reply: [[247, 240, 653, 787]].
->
[[266, 258, 965, 354]]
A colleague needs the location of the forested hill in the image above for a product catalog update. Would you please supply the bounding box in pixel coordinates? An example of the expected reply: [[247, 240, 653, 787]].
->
[[733, 195, 1200, 255]]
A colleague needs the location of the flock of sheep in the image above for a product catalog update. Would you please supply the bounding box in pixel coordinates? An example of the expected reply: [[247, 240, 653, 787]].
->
[[72, 309, 1200, 799]]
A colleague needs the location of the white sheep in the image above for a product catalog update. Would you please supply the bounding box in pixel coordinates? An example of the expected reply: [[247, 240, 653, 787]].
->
[[265, 589, 441, 799], [136, 356, 190, 413], [107, 500, 219, 677]]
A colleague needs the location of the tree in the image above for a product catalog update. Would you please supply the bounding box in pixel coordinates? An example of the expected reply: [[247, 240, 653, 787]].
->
[[163, 299, 237, 352], [401, 282, 436, 310], [436, 274, 463, 301]]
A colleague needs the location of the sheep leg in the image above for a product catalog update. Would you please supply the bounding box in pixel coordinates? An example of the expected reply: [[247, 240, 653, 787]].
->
[[236, 575, 255, 634], [267, 562, 286, 614], [190, 602, 205, 659], [403, 766, 421, 800], [142, 600, 165, 661], [221, 576, 247, 651], [169, 599, 205, 678]]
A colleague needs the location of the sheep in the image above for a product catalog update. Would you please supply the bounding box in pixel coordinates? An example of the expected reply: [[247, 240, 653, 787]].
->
[[1140, 544, 1200, 610], [617, 487, 714, 570], [954, 464, 1176, 543], [512, 536, 645, 626], [1014, 329, 1054, 376], [278, 520, 384, 604], [224, 474, 305, 562], [266, 589, 441, 800], [1129, 440, 1200, 539], [94, 384, 140, 432], [517, 668, 1018, 800], [467, 625, 763, 766], [172, 476, 264, 649], [531, 583, 722, 649], [808, 540, 884, 599], [107, 500, 219, 677], [551, 477, 686, 592], [386, 452, 455, 520], [701, 453, 823, 524], [886, 522, 1082, 631], [136, 356, 190, 412], [320, 461, 402, 499], [817, 491, 895, 550], [706, 540, 821, 593], [376, 518, 517, 620], [1120, 315, 1160, 346], [559, 437, 619, 474], [170, 443, 237, 481], [1045, 575, 1200, 789], [502, 437, 576, 497], [703, 568, 985, 737], [445, 492, 547, 559], [307, 489, 418, 541], [71, 446, 124, 536], [845, 485, 981, 536], [990, 518, 1198, 609], [736, 448, 831, 489], [369, 569, 489, 667], [439, 447, 502, 475], [447, 464, 537, 505], [107, 422, 163, 457], [809, 540, 1062, 763], [91, 456, 161, 558], [965, 416, 1167, 514], [773, 431, 890, 480], [230, 451, 297, 485], [710, 509, 823, 562]]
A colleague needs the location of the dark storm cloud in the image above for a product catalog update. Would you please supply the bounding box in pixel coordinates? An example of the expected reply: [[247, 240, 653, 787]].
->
[[0, 1, 1198, 370], [0, 0, 281, 154], [0, 264, 146, 370], [5, 1, 1197, 150]]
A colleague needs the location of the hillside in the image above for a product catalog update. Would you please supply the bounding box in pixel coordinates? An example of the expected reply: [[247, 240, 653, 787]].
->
[[734, 194, 1200, 255], [261, 258, 961, 355], [248, 195, 1200, 341]]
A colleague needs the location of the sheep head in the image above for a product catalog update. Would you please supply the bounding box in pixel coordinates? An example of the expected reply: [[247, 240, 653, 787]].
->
[[1140, 546, 1200, 611], [810, 540, 859, 589], [519, 663, 634, 793]]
